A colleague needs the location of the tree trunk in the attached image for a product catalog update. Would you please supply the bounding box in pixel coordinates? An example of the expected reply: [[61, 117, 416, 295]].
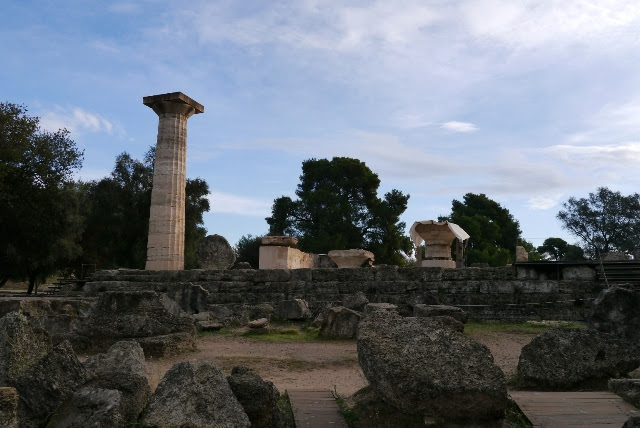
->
[[27, 274, 36, 295]]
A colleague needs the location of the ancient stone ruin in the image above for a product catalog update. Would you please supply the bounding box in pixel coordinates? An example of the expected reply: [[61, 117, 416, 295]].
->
[[144, 92, 204, 271], [410, 220, 469, 268]]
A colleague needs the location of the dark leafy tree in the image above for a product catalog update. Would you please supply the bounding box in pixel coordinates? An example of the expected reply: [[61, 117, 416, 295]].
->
[[76, 147, 210, 271], [266, 157, 412, 265], [557, 187, 640, 258], [0, 102, 84, 293], [439, 193, 521, 266], [536, 237, 586, 261], [234, 234, 264, 268]]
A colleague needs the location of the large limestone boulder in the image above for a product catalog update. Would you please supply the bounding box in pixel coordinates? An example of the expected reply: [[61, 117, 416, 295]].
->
[[277, 299, 311, 320], [413, 304, 469, 324], [74, 291, 196, 357], [517, 329, 640, 389], [227, 365, 280, 428], [363, 302, 397, 314], [83, 340, 151, 422], [0, 312, 52, 385], [609, 379, 640, 408], [142, 361, 250, 428], [196, 234, 236, 270], [319, 306, 362, 339], [343, 292, 369, 312], [589, 286, 640, 340], [13, 340, 88, 427], [357, 311, 507, 422], [50, 387, 124, 428], [0, 387, 18, 428]]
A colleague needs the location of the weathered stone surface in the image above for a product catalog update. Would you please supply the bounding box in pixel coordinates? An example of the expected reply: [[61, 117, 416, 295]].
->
[[83, 340, 151, 422], [363, 302, 398, 314], [589, 286, 640, 340], [248, 318, 269, 329], [609, 379, 640, 408], [232, 261, 253, 269], [328, 249, 374, 268], [51, 387, 124, 428], [196, 234, 236, 270], [319, 306, 362, 339], [14, 340, 88, 427], [413, 304, 469, 324], [277, 299, 311, 320], [142, 361, 250, 428], [517, 329, 640, 389], [343, 291, 369, 311], [0, 312, 52, 386], [196, 320, 224, 331], [515, 245, 528, 262], [74, 291, 196, 357], [624, 416, 640, 428], [228, 365, 280, 428], [144, 92, 203, 271], [166, 284, 209, 315], [0, 387, 18, 428], [261, 236, 298, 247], [357, 311, 507, 421]]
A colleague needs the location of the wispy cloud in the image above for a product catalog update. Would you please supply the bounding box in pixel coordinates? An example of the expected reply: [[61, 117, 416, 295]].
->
[[527, 194, 563, 210], [40, 107, 122, 137], [544, 142, 640, 167], [208, 191, 271, 217], [569, 98, 640, 143], [441, 121, 478, 133]]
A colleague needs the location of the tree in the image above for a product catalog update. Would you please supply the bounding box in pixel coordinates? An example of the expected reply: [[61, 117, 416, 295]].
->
[[235, 234, 264, 268], [266, 157, 412, 265], [557, 187, 640, 258], [439, 193, 521, 266], [0, 102, 84, 293], [75, 148, 210, 270], [537, 237, 568, 261]]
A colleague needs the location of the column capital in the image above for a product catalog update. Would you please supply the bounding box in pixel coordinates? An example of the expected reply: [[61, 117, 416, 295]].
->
[[143, 92, 204, 118]]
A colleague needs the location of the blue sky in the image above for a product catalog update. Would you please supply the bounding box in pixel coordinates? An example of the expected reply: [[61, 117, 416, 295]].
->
[[3, 1, 640, 251]]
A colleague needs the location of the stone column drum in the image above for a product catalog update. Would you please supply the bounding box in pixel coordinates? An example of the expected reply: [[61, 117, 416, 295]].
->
[[143, 92, 204, 270]]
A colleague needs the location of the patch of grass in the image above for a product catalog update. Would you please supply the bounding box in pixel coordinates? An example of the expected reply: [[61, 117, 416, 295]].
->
[[334, 388, 360, 428], [503, 398, 533, 427], [240, 327, 320, 342], [464, 320, 585, 336]]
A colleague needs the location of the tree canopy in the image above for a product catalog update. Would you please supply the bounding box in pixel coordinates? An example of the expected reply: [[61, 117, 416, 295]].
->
[[234, 234, 263, 269], [557, 187, 640, 258], [266, 157, 412, 265], [0, 102, 84, 292], [75, 147, 210, 271], [537, 237, 585, 261], [439, 193, 521, 266]]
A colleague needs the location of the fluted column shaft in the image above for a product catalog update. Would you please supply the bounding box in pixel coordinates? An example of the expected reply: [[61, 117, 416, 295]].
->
[[143, 93, 203, 270]]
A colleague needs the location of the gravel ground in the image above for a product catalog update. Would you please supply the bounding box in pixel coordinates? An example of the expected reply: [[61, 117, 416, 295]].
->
[[145, 329, 541, 396]]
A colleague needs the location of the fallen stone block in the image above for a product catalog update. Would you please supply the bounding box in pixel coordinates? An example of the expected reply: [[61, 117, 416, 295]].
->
[[50, 387, 124, 428], [358, 311, 507, 422], [319, 306, 362, 339], [143, 361, 250, 428], [518, 329, 640, 389], [0, 387, 18, 428], [83, 340, 151, 422], [0, 312, 52, 386]]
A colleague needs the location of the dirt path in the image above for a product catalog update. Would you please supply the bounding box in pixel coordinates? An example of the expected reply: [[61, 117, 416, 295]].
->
[[145, 335, 367, 395], [145, 330, 541, 395]]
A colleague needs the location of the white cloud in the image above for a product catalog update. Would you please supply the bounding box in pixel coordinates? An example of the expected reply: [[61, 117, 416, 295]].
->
[[545, 142, 640, 167], [40, 107, 120, 136], [527, 194, 563, 210], [441, 121, 478, 133], [208, 191, 271, 217]]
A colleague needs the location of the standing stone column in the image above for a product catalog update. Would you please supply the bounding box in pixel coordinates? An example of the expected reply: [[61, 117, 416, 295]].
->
[[143, 92, 204, 270]]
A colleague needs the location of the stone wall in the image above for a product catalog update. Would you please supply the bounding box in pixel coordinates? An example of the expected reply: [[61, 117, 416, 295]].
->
[[85, 265, 605, 321]]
